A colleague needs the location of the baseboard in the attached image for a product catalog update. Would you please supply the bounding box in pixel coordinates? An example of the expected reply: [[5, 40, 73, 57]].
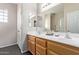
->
[[0, 42, 17, 48]]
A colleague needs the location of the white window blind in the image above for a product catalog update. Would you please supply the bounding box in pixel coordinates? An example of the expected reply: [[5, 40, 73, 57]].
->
[[0, 9, 8, 23]]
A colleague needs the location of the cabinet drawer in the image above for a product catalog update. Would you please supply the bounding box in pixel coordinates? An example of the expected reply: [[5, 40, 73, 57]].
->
[[28, 35, 35, 42], [36, 38, 46, 47], [36, 44, 46, 55], [47, 41, 79, 55], [47, 49, 57, 55], [28, 40, 35, 55], [36, 51, 40, 55]]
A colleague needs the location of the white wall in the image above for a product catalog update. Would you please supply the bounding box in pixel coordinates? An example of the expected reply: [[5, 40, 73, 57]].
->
[[0, 4, 17, 48]]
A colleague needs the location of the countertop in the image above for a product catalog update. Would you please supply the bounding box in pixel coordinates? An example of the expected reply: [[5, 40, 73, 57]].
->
[[27, 31, 79, 48]]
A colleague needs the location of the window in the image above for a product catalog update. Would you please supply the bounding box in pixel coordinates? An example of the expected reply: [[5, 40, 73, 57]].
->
[[0, 9, 8, 23]]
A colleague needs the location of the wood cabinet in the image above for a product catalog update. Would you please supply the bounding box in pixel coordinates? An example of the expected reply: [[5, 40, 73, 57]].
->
[[36, 38, 47, 55], [28, 35, 35, 42], [47, 49, 57, 55], [27, 35, 79, 55], [27, 35, 36, 55], [36, 50, 40, 55], [36, 38, 46, 47], [36, 44, 46, 55], [47, 40, 79, 55]]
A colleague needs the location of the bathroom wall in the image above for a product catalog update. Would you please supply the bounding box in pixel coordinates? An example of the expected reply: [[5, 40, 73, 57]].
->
[[0, 4, 17, 48]]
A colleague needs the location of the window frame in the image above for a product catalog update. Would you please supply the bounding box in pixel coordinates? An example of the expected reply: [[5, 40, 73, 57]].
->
[[0, 9, 8, 23]]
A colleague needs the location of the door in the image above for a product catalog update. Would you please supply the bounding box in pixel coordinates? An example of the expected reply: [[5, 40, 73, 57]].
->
[[17, 4, 22, 50]]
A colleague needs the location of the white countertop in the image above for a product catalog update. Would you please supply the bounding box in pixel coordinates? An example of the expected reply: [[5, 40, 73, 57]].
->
[[27, 32, 79, 48]]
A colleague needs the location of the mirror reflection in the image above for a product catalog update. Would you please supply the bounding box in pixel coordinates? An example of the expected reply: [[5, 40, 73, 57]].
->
[[44, 3, 79, 33], [44, 4, 65, 32]]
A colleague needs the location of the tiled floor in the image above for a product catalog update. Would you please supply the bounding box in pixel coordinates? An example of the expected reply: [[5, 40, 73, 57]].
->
[[0, 44, 32, 55]]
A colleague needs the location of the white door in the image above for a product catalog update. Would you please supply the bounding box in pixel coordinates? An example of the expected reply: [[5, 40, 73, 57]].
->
[[17, 4, 22, 50]]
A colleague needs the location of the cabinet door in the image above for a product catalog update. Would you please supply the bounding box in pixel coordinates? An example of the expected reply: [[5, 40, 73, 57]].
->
[[28, 40, 31, 52], [47, 49, 57, 55], [47, 41, 79, 55], [27, 35, 36, 55], [28, 40, 36, 55], [28, 35, 35, 42], [30, 41, 35, 55], [36, 38, 46, 47], [36, 44, 46, 55]]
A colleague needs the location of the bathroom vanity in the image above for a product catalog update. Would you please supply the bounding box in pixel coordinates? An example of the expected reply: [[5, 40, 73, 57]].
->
[[27, 32, 79, 55], [27, 3, 79, 55]]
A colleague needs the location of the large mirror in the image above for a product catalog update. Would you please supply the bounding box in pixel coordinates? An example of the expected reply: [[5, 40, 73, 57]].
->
[[43, 4, 65, 32], [43, 3, 79, 33], [51, 10, 64, 32]]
